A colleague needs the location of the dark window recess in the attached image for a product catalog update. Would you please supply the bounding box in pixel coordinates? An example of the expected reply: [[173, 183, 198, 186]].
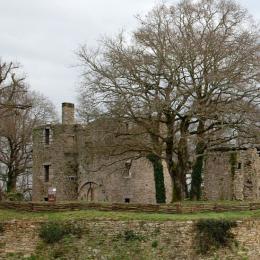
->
[[68, 176, 77, 181], [237, 162, 242, 169], [44, 165, 50, 182], [44, 197, 48, 202], [125, 198, 130, 203], [45, 128, 50, 145]]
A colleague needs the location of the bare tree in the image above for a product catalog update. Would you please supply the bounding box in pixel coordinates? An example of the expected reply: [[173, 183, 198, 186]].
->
[[0, 60, 57, 197], [76, 86, 103, 123], [0, 60, 30, 116], [77, 0, 259, 201]]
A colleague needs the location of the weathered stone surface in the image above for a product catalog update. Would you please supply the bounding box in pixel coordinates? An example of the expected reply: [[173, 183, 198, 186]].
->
[[0, 219, 260, 259], [203, 148, 260, 201], [0, 220, 42, 256]]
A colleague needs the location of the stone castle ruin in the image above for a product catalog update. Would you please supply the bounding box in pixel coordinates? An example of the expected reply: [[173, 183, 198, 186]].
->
[[32, 103, 260, 203], [32, 103, 173, 203]]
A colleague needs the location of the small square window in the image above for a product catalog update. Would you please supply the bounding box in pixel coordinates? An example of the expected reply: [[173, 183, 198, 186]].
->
[[125, 198, 130, 203], [44, 197, 48, 202]]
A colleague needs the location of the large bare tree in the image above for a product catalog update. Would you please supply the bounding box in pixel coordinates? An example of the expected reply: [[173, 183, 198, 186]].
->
[[77, 0, 259, 201]]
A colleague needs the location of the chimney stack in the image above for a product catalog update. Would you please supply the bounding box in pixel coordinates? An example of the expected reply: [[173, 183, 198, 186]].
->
[[62, 103, 75, 124]]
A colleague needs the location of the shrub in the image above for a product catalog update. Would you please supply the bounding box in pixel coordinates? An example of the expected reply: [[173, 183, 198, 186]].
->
[[39, 223, 65, 244], [151, 240, 158, 248], [116, 230, 144, 242], [6, 192, 24, 201], [196, 219, 237, 254], [39, 222, 83, 244]]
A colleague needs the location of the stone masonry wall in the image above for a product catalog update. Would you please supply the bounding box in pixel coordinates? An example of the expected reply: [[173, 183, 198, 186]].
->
[[32, 124, 79, 201], [0, 219, 260, 259], [78, 155, 173, 204], [203, 148, 260, 201], [62, 102, 75, 125], [32, 120, 172, 204]]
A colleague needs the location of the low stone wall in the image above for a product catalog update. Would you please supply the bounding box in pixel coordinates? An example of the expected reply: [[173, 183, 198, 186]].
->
[[0, 219, 260, 259], [0, 220, 42, 257], [1, 201, 260, 214]]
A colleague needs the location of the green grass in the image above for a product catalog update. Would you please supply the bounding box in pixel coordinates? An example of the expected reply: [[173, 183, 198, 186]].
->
[[0, 208, 260, 222]]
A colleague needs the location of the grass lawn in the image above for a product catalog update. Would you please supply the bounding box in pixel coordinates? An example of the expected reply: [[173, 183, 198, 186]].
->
[[1, 208, 260, 222]]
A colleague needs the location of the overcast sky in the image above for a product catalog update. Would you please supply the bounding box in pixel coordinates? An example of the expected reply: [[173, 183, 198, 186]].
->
[[0, 0, 259, 112]]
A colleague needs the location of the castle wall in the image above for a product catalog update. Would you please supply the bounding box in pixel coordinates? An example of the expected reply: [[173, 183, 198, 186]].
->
[[203, 151, 233, 200], [203, 148, 260, 201], [32, 108, 259, 204], [78, 156, 172, 204], [32, 124, 79, 201], [31, 102, 173, 204], [32, 119, 173, 204], [73, 120, 172, 204]]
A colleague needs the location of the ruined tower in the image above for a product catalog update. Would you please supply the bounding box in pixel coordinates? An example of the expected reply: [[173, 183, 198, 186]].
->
[[32, 103, 79, 201]]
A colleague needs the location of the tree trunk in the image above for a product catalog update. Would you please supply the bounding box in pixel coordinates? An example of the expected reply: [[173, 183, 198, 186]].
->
[[171, 169, 186, 201], [190, 120, 206, 200], [164, 115, 189, 202], [6, 174, 17, 193], [175, 116, 190, 200], [165, 145, 181, 202]]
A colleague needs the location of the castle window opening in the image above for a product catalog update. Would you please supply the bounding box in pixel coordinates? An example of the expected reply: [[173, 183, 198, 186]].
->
[[44, 165, 50, 182], [125, 198, 130, 203], [237, 162, 242, 169], [68, 176, 77, 181], [45, 128, 50, 145]]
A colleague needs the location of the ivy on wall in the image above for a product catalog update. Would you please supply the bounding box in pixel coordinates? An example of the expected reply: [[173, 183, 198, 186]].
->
[[229, 152, 237, 177], [190, 142, 205, 200], [147, 154, 166, 203], [229, 152, 237, 200]]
